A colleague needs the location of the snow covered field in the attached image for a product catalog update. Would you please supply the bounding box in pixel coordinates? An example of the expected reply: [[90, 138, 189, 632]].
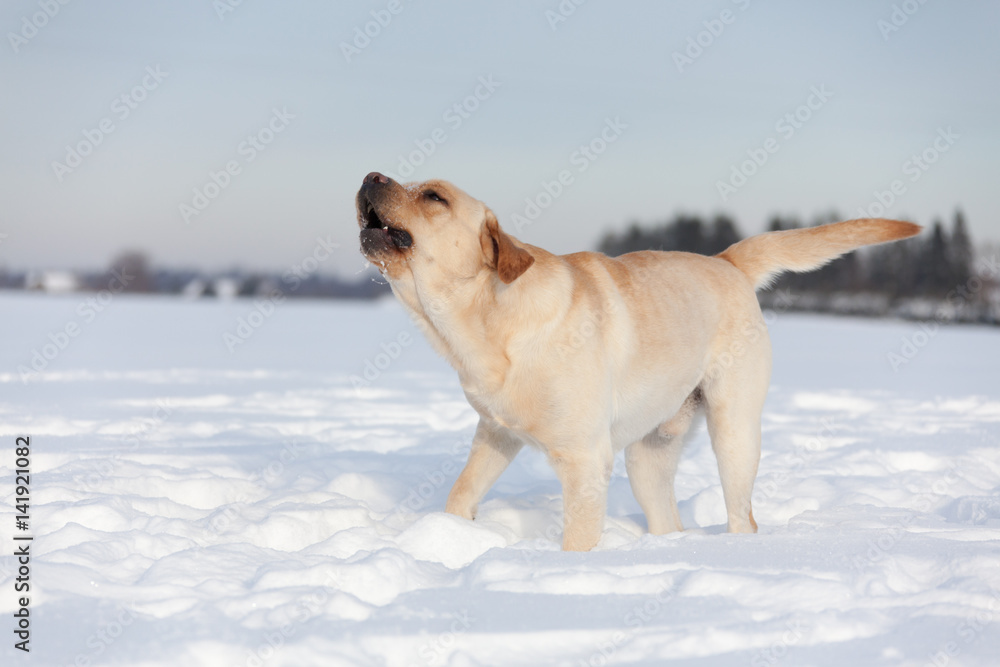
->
[[1, 292, 999, 667]]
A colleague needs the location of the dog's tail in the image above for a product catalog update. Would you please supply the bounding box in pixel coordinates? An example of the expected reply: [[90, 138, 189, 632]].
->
[[717, 218, 921, 290]]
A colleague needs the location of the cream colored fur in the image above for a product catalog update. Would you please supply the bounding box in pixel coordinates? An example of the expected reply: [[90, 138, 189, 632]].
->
[[356, 176, 921, 551]]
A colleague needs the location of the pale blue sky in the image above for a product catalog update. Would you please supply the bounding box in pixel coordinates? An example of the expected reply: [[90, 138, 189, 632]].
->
[[1, 0, 998, 275]]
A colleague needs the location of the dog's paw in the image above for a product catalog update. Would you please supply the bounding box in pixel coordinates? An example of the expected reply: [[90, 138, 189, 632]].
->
[[444, 499, 476, 521]]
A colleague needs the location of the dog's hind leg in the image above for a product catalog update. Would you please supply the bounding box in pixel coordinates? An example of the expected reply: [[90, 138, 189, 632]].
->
[[702, 326, 771, 534], [446, 418, 523, 520], [625, 389, 703, 534]]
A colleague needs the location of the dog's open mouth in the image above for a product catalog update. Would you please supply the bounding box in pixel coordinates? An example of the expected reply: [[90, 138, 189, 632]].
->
[[361, 199, 412, 249]]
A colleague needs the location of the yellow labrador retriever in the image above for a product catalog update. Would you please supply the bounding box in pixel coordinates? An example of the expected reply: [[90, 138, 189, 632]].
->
[[356, 171, 919, 551]]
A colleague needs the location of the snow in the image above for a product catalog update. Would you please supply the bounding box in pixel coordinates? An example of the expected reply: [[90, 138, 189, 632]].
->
[[1, 292, 999, 666]]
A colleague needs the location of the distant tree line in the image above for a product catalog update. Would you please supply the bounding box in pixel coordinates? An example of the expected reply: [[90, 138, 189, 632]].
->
[[9, 250, 391, 300], [597, 210, 977, 299], [598, 214, 742, 258]]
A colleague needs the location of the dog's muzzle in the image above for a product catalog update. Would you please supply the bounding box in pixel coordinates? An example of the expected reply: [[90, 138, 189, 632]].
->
[[357, 172, 413, 255]]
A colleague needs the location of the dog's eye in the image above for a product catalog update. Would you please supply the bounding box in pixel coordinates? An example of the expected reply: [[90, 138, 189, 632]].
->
[[424, 191, 447, 204]]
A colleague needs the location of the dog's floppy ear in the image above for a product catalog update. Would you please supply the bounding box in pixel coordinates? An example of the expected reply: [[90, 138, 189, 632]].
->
[[480, 210, 534, 284]]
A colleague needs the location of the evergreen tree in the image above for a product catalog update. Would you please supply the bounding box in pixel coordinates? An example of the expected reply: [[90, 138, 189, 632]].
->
[[949, 209, 973, 286], [918, 220, 953, 295], [707, 215, 741, 254], [672, 215, 705, 253]]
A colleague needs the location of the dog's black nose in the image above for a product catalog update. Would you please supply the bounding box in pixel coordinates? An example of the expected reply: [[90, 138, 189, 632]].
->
[[364, 172, 390, 185]]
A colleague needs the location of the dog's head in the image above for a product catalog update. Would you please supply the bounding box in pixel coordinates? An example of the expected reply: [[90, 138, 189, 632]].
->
[[356, 172, 534, 287]]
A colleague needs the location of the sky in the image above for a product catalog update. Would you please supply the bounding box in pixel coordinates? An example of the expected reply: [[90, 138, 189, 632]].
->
[[1, 0, 998, 277]]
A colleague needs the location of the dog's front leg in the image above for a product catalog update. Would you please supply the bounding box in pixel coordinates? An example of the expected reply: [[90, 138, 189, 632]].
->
[[552, 445, 613, 551], [445, 418, 523, 520]]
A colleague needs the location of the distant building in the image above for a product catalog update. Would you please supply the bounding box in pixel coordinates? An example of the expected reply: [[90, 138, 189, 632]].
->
[[24, 270, 79, 293]]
